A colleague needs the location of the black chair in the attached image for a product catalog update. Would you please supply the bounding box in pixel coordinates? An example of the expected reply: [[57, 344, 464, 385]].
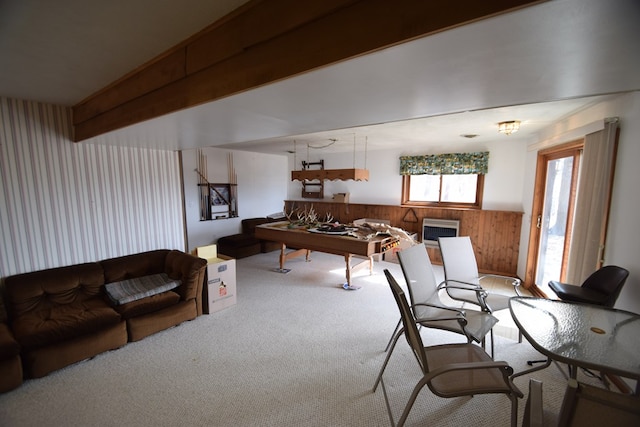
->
[[527, 265, 629, 368], [548, 265, 629, 307]]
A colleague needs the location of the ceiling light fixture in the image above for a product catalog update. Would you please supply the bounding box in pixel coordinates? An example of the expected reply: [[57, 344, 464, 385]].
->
[[290, 136, 369, 182], [497, 120, 520, 135]]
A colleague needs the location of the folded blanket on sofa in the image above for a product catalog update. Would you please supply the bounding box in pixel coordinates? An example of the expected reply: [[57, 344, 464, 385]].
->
[[105, 273, 181, 305]]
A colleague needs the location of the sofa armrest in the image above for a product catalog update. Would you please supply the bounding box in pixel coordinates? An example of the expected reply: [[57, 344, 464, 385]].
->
[[242, 217, 276, 235], [165, 251, 208, 313], [0, 322, 20, 360]]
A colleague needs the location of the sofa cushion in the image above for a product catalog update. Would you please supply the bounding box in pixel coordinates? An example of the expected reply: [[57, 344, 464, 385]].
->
[[105, 273, 181, 305], [10, 298, 121, 350], [100, 250, 168, 284], [4, 263, 105, 319], [242, 217, 274, 234], [218, 233, 260, 247], [113, 291, 181, 319]]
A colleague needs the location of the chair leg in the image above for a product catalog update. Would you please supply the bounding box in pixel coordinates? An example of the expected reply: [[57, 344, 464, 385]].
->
[[490, 329, 495, 359], [373, 329, 403, 392], [396, 376, 430, 427], [379, 377, 397, 427], [509, 393, 519, 427], [384, 318, 401, 352]]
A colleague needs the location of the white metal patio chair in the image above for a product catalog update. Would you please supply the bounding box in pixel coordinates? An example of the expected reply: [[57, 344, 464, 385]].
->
[[384, 243, 498, 356], [438, 236, 522, 342]]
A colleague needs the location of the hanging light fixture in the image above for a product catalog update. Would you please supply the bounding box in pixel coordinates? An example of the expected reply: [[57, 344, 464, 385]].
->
[[497, 120, 521, 135], [290, 136, 369, 182]]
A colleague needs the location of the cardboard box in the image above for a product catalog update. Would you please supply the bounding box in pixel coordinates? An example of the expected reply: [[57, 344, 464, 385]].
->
[[204, 257, 236, 313], [332, 192, 350, 203], [195, 244, 217, 260], [385, 233, 418, 263], [196, 245, 237, 314]]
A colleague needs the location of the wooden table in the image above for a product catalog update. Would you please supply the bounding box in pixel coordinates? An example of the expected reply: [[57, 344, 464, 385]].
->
[[255, 221, 398, 288]]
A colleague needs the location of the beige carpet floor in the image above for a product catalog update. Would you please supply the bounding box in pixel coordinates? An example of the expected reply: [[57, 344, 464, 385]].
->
[[0, 251, 601, 426]]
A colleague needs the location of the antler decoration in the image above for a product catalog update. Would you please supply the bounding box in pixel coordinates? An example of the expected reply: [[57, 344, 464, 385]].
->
[[283, 204, 334, 228]]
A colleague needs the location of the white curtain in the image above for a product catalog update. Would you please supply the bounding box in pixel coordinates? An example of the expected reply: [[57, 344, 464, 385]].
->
[[566, 120, 619, 284]]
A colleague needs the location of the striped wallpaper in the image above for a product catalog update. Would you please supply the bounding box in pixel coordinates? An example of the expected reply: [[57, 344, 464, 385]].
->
[[0, 97, 185, 278]]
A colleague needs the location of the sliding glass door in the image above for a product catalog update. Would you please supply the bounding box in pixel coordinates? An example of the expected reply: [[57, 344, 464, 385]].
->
[[535, 152, 580, 288], [527, 143, 582, 294]]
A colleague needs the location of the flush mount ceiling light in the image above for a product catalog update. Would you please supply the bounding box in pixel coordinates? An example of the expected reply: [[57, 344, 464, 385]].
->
[[497, 120, 521, 135]]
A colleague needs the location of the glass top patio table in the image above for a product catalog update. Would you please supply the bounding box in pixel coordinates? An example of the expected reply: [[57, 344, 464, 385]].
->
[[509, 297, 640, 381]]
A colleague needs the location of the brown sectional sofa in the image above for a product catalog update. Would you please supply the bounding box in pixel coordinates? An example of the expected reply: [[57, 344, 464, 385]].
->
[[1, 249, 207, 391], [217, 217, 281, 259], [0, 321, 22, 393]]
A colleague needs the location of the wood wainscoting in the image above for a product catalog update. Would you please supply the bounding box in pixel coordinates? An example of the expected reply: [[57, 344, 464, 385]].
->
[[283, 200, 523, 277]]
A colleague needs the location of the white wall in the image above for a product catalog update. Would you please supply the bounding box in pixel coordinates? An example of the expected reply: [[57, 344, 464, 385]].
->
[[182, 147, 288, 252], [0, 97, 185, 277], [286, 139, 527, 211], [520, 92, 640, 313]]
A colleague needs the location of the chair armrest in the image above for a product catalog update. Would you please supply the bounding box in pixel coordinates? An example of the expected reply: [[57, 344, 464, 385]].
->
[[437, 279, 482, 290], [411, 303, 468, 330], [411, 303, 467, 325], [480, 274, 522, 295], [438, 279, 491, 311], [429, 359, 512, 375], [412, 302, 465, 316]]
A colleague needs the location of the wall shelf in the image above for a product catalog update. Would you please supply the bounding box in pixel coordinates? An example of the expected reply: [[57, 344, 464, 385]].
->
[[198, 183, 238, 220], [291, 168, 369, 182], [299, 160, 324, 199]]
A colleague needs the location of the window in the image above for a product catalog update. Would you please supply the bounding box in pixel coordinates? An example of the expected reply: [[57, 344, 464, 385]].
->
[[402, 174, 484, 208], [399, 151, 488, 208]]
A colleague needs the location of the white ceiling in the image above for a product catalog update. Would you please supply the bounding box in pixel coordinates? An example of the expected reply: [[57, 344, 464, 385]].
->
[[1, 0, 639, 155]]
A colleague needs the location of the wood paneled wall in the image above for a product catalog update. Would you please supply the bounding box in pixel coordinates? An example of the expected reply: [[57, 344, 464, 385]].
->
[[284, 200, 523, 277]]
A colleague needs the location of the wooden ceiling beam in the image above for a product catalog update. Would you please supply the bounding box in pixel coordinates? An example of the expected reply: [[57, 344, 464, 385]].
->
[[72, 0, 546, 142]]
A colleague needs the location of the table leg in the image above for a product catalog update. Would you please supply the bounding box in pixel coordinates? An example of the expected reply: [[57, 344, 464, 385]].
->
[[345, 254, 352, 287], [279, 243, 287, 270], [277, 244, 311, 271], [343, 254, 374, 289]]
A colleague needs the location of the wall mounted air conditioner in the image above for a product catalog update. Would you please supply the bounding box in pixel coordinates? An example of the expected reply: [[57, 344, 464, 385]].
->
[[422, 218, 460, 247]]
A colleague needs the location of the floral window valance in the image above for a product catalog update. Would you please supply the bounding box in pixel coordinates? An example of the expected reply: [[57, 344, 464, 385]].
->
[[399, 151, 489, 175]]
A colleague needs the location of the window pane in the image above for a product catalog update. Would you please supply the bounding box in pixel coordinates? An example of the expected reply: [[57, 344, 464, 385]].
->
[[441, 174, 477, 203], [409, 175, 440, 201]]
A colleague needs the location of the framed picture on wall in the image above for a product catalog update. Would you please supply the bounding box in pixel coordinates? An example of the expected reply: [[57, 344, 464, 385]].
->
[[211, 185, 230, 206]]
